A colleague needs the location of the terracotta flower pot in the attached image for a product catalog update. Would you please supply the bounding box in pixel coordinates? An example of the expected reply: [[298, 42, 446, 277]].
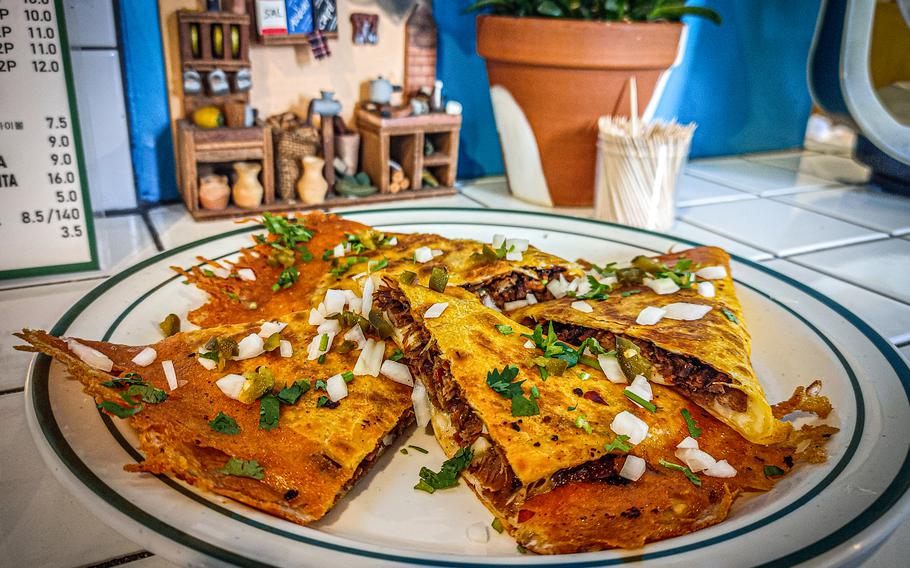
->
[[476, 16, 683, 207]]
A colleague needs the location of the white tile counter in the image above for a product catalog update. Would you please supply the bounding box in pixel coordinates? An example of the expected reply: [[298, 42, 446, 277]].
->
[[2, 150, 908, 567]]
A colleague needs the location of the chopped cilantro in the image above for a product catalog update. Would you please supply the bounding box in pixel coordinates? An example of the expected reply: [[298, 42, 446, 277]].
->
[[277, 380, 310, 405], [225, 290, 240, 301], [469, 243, 508, 264], [260, 213, 313, 257], [220, 457, 264, 480], [486, 365, 540, 417], [209, 412, 240, 435], [414, 446, 474, 493], [681, 408, 702, 438], [530, 385, 540, 399], [368, 258, 389, 272], [272, 265, 299, 291], [390, 348, 404, 362], [97, 400, 143, 418], [199, 350, 220, 363], [764, 465, 786, 478], [592, 262, 617, 276], [100, 373, 145, 388], [722, 307, 739, 325], [495, 324, 514, 335], [322, 249, 334, 261], [316, 395, 330, 407], [577, 275, 611, 300], [574, 414, 593, 434], [567, 403, 577, 412], [623, 389, 657, 413], [345, 230, 393, 254], [122, 384, 168, 404], [621, 290, 642, 297], [314, 379, 327, 391], [659, 459, 702, 486], [259, 394, 280, 431], [604, 434, 632, 453], [329, 256, 368, 278], [408, 445, 429, 454]]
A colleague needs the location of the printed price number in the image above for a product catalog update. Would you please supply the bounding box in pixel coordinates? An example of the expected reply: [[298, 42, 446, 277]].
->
[[47, 134, 70, 148], [24, 8, 53, 22], [55, 189, 79, 203], [50, 152, 71, 166], [21, 207, 82, 224], [59, 224, 83, 238], [47, 171, 75, 184]]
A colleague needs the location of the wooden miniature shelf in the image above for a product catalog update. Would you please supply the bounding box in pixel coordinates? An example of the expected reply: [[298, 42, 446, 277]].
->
[[257, 31, 338, 46], [177, 10, 251, 72], [356, 110, 461, 194], [176, 120, 275, 216]]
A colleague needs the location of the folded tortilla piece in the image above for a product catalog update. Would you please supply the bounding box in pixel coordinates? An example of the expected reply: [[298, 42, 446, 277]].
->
[[16, 310, 413, 525], [375, 279, 827, 553], [514, 246, 787, 445]]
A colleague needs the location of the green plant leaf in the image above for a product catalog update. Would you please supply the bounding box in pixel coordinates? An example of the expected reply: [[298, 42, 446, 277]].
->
[[648, 4, 722, 25], [537, 0, 564, 17]]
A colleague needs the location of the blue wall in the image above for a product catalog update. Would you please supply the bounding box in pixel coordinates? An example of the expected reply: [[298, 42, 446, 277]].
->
[[118, 1, 178, 203], [434, 0, 504, 179]]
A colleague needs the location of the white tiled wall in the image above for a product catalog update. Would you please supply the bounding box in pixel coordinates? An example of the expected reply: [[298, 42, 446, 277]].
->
[[64, 0, 137, 211]]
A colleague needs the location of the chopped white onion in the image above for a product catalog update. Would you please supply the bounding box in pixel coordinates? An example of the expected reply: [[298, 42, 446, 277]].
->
[[697, 281, 716, 298], [703, 459, 738, 478], [696, 265, 727, 280], [619, 455, 647, 481], [546, 278, 567, 299], [481, 294, 501, 312], [675, 448, 717, 473], [308, 308, 326, 325], [571, 300, 594, 313], [237, 268, 256, 282], [326, 373, 349, 402], [411, 380, 432, 427], [491, 234, 505, 249], [505, 238, 529, 252], [344, 324, 368, 349], [566, 277, 580, 293], [197, 356, 216, 371], [646, 277, 680, 295], [610, 410, 649, 445], [354, 339, 385, 376], [424, 302, 449, 319], [636, 306, 666, 326], [662, 302, 712, 321], [503, 299, 528, 311], [306, 332, 335, 360], [317, 319, 341, 335], [317, 302, 328, 316], [161, 360, 178, 391], [626, 375, 653, 406], [258, 321, 287, 337], [598, 353, 627, 383], [414, 247, 434, 263], [210, 266, 231, 279], [388, 237, 398, 246], [361, 276, 375, 317], [323, 289, 347, 316], [279, 340, 293, 358], [333, 243, 345, 258], [575, 278, 593, 297], [505, 250, 523, 262], [525, 293, 538, 305], [524, 340, 536, 349], [380, 359, 414, 386], [348, 297, 363, 314], [65, 339, 113, 372], [466, 522, 490, 544], [431, 249, 444, 257], [131, 347, 157, 367], [235, 333, 265, 360], [216, 374, 245, 400], [676, 436, 699, 450]]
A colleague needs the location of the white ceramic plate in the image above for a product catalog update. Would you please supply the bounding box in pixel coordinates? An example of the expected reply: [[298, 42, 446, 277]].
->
[[24, 208, 910, 567]]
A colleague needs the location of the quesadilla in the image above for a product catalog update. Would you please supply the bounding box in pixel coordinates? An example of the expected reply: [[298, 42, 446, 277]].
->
[[375, 278, 834, 553], [176, 212, 372, 327], [513, 246, 787, 445], [16, 306, 413, 524]]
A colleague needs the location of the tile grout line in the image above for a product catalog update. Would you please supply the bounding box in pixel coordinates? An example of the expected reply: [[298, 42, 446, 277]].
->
[[786, 255, 910, 308], [457, 189, 492, 208], [139, 209, 165, 252], [764, 193, 897, 236], [0, 386, 25, 397], [80, 550, 155, 568]]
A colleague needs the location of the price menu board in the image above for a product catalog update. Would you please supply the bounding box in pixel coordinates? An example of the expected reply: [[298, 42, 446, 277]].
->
[[0, 0, 98, 279]]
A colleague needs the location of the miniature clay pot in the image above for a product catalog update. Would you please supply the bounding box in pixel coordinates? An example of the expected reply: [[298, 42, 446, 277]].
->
[[297, 156, 328, 204], [232, 162, 263, 209], [476, 16, 682, 206], [198, 174, 230, 210]]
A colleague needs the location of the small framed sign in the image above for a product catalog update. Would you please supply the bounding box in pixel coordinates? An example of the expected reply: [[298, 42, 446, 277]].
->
[[0, 0, 98, 279]]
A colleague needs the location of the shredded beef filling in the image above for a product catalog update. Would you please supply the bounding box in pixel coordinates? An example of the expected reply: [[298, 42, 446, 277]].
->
[[461, 267, 565, 308], [339, 406, 415, 496], [548, 321, 748, 413], [550, 454, 627, 488]]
